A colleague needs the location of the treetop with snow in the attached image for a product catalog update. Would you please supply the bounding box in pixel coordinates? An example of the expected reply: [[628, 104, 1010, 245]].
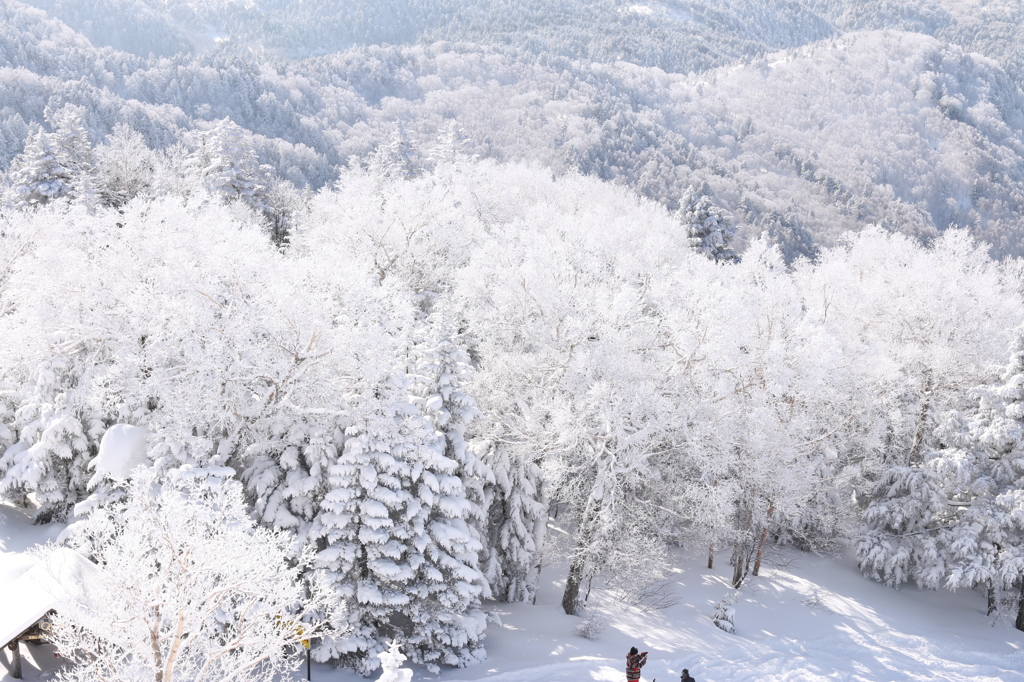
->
[[1, 156, 1024, 680]]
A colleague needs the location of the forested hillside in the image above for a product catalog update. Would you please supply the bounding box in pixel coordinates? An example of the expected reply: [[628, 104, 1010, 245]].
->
[[3, 1, 1024, 678], [3, 0, 1024, 257]]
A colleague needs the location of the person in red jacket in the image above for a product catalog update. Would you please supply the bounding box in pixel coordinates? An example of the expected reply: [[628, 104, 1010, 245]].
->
[[626, 647, 648, 682]]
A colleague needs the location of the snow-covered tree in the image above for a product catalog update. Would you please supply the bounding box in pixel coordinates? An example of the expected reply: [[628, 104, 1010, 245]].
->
[[95, 123, 157, 207], [196, 118, 291, 245], [0, 355, 103, 523], [6, 106, 97, 209], [311, 372, 449, 675], [928, 335, 1024, 629], [849, 230, 1022, 589], [856, 453, 949, 588], [6, 125, 75, 207], [713, 592, 738, 634], [371, 125, 422, 180], [677, 185, 737, 263], [479, 439, 547, 603], [49, 471, 339, 682], [406, 315, 490, 669], [198, 118, 267, 204], [73, 423, 150, 518], [243, 417, 342, 554], [430, 122, 474, 165]]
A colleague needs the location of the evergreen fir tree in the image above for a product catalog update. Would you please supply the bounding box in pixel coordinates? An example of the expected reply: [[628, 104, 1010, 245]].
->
[[242, 416, 341, 554], [373, 125, 422, 180], [430, 122, 473, 165], [197, 118, 290, 246], [7, 106, 97, 209], [857, 370, 948, 588], [0, 357, 103, 523], [7, 125, 75, 207], [934, 335, 1024, 628], [480, 440, 547, 603], [713, 591, 738, 634], [677, 185, 738, 263], [855, 458, 949, 588], [47, 104, 95, 186], [406, 315, 491, 670], [311, 373, 438, 676], [200, 118, 268, 205]]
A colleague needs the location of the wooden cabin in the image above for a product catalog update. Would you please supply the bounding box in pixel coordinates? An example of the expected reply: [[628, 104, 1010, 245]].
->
[[1, 549, 99, 680]]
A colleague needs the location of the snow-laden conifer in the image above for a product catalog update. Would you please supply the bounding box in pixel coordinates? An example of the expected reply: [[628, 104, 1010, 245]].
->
[[372, 125, 422, 180], [713, 592, 738, 634], [195, 118, 291, 245], [931, 334, 1024, 628], [243, 417, 341, 554], [479, 440, 547, 603], [407, 314, 491, 670], [677, 185, 737, 263], [6, 106, 97, 209], [311, 372, 440, 675], [0, 355, 102, 522], [856, 459, 949, 588], [7, 125, 75, 207]]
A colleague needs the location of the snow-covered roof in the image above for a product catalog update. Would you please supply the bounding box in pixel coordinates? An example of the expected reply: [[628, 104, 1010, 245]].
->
[[0, 548, 103, 649], [89, 423, 149, 486]]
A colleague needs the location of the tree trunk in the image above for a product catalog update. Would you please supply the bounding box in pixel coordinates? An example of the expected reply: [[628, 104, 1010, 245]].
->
[[150, 607, 165, 682], [731, 544, 748, 589], [751, 526, 769, 577], [731, 501, 754, 588], [908, 372, 933, 466], [752, 501, 775, 577], [988, 581, 997, 617], [561, 495, 599, 615], [562, 556, 586, 615], [7, 641, 21, 680], [707, 544, 714, 570], [1015, 580, 1024, 632]]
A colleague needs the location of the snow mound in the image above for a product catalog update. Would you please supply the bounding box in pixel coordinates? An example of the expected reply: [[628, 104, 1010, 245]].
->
[[89, 424, 148, 485]]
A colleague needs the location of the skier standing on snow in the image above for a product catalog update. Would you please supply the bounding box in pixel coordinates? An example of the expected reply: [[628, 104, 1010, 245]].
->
[[626, 647, 648, 682], [680, 669, 695, 682]]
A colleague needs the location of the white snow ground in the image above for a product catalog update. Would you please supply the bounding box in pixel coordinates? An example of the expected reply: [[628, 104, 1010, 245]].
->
[[1, 506, 1022, 682]]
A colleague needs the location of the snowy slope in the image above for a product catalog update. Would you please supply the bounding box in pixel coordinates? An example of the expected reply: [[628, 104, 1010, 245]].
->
[[429, 548, 1024, 682], [2, 507, 1021, 682]]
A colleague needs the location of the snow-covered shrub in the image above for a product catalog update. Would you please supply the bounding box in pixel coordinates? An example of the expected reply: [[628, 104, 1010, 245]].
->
[[713, 592, 738, 634], [572, 612, 606, 640], [801, 590, 835, 614], [48, 471, 338, 682], [377, 639, 414, 682]]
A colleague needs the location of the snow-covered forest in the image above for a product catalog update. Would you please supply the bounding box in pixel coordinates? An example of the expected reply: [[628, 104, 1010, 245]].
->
[[2, 1, 1024, 681]]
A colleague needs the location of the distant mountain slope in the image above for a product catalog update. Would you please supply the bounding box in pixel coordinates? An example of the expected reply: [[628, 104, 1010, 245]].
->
[[17, 0, 1024, 87], [2, 0, 1024, 258], [685, 30, 1024, 255]]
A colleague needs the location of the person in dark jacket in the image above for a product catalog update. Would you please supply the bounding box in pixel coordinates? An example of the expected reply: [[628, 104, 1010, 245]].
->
[[680, 668, 695, 682], [626, 647, 647, 682]]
